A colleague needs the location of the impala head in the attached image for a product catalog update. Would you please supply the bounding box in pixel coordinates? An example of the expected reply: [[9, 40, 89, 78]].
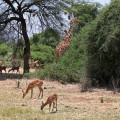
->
[[22, 90, 25, 98], [41, 101, 44, 110]]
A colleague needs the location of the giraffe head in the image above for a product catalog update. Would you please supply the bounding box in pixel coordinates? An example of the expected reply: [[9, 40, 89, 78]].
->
[[72, 17, 80, 24]]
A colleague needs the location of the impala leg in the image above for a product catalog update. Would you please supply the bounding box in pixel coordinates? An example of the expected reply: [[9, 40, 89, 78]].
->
[[38, 88, 41, 98], [41, 88, 43, 98], [38, 87, 41, 98], [38, 87, 43, 98], [49, 103, 52, 113], [52, 102, 55, 111], [16, 69, 19, 74], [18, 69, 20, 74], [31, 89, 33, 98], [56, 99, 57, 111]]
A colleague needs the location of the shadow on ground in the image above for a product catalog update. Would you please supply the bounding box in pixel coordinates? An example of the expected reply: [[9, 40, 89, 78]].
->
[[0, 73, 23, 81]]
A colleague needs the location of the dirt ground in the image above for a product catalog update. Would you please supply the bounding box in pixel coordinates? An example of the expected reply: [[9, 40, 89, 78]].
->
[[0, 68, 120, 120]]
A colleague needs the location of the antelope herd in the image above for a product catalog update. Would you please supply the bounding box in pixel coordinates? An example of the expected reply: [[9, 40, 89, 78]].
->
[[0, 59, 44, 74], [0, 59, 57, 113]]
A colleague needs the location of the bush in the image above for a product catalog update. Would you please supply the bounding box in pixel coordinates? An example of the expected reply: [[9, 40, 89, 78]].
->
[[31, 44, 54, 63], [84, 0, 120, 86], [0, 43, 9, 57]]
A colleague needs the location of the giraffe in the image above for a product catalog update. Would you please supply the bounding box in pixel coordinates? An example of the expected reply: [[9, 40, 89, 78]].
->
[[55, 17, 80, 59]]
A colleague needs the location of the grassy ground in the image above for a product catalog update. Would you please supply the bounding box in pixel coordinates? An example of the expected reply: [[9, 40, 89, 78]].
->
[[0, 69, 120, 120]]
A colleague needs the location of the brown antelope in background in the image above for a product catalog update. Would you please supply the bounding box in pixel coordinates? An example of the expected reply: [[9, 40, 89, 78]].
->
[[0, 60, 5, 67], [0, 66, 7, 73], [36, 60, 44, 69], [8, 66, 20, 74], [41, 94, 58, 113], [22, 80, 43, 98], [0, 61, 6, 74], [29, 61, 38, 68]]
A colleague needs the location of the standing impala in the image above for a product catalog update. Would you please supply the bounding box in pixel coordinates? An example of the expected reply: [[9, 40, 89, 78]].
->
[[22, 80, 43, 98], [41, 94, 58, 113]]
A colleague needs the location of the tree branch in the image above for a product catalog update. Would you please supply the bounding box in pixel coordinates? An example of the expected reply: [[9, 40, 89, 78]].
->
[[0, 17, 21, 24], [22, 1, 41, 13], [3, 0, 18, 14], [0, 8, 12, 17]]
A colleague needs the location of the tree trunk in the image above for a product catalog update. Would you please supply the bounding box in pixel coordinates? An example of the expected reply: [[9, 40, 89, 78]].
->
[[21, 19, 30, 73]]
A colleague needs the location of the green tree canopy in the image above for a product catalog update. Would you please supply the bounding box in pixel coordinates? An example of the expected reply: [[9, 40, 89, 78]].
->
[[31, 29, 60, 48], [31, 44, 54, 63], [84, 0, 120, 85]]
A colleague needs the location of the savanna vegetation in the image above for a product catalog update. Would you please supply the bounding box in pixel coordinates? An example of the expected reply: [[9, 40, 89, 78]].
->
[[0, 0, 120, 88], [1, 0, 120, 120]]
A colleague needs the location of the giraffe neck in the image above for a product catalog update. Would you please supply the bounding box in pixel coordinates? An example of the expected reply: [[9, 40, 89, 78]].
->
[[68, 21, 74, 35], [63, 21, 74, 42]]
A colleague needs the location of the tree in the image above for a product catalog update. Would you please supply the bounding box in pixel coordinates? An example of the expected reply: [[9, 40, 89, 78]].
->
[[31, 28, 60, 48], [71, 0, 101, 33], [0, 0, 71, 73], [12, 39, 25, 59], [84, 0, 120, 86], [31, 44, 54, 63]]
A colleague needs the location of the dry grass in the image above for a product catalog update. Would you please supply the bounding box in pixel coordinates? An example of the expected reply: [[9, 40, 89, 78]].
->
[[0, 69, 120, 119]]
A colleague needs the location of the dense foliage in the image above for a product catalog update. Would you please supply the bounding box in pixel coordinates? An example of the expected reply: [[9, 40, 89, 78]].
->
[[31, 44, 54, 63], [12, 39, 25, 59], [30, 29, 60, 63], [31, 29, 60, 48], [85, 0, 120, 86], [0, 43, 9, 57], [72, 1, 101, 30]]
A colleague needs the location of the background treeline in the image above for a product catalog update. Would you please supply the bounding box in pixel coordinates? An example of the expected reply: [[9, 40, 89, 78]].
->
[[0, 0, 120, 87]]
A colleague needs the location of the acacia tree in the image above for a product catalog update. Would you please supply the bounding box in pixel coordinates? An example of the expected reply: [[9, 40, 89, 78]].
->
[[0, 0, 70, 73]]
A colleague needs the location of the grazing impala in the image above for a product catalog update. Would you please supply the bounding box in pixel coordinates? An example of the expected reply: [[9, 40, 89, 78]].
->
[[22, 80, 43, 98], [41, 94, 58, 113]]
